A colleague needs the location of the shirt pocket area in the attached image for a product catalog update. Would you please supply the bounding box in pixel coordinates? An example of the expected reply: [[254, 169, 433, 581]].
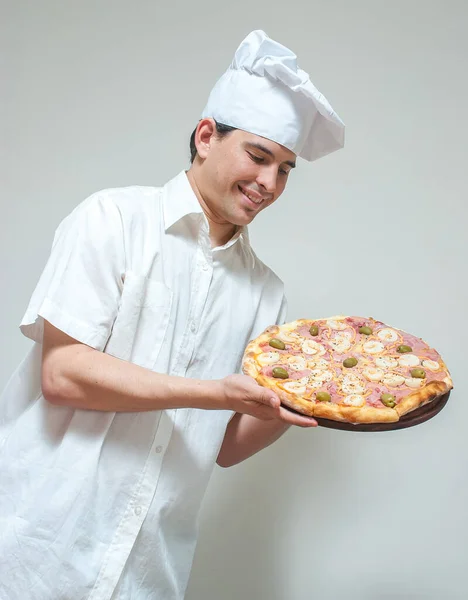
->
[[104, 271, 173, 369]]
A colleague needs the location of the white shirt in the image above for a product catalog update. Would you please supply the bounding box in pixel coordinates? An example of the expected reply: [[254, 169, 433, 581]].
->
[[0, 171, 287, 600]]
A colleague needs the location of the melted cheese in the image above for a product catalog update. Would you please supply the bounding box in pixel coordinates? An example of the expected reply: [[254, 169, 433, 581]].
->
[[398, 354, 420, 367], [363, 367, 384, 382], [257, 351, 280, 366], [342, 394, 366, 407], [382, 373, 405, 387], [341, 374, 367, 395], [376, 356, 398, 369], [377, 328, 399, 342], [405, 377, 423, 389], [422, 359, 440, 371], [302, 340, 326, 356], [363, 341, 385, 355], [286, 355, 307, 371]]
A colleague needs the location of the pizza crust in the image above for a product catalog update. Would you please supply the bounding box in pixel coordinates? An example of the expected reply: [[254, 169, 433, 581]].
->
[[395, 379, 451, 417], [242, 352, 261, 379], [313, 401, 399, 424]]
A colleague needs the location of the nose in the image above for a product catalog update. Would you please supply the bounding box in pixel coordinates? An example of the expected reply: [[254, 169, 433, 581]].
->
[[256, 166, 277, 196]]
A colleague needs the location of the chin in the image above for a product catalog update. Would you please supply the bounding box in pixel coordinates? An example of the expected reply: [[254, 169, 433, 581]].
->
[[234, 211, 257, 227]]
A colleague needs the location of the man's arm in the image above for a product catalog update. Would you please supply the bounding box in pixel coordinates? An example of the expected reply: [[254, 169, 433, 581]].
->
[[216, 408, 317, 468], [41, 320, 295, 422], [41, 320, 222, 412]]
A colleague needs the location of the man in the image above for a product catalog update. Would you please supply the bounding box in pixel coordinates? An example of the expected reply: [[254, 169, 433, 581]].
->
[[0, 30, 344, 599]]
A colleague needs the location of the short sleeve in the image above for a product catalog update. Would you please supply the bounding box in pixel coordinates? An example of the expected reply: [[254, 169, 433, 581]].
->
[[20, 193, 125, 351]]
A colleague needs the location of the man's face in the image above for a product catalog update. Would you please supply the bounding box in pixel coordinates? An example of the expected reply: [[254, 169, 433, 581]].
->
[[195, 125, 297, 227]]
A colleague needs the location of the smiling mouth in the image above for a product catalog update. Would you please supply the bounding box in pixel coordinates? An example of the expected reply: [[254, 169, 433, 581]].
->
[[238, 185, 264, 206]]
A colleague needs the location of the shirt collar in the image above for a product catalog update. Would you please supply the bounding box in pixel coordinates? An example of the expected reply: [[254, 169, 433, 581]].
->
[[162, 170, 204, 231], [162, 170, 250, 249]]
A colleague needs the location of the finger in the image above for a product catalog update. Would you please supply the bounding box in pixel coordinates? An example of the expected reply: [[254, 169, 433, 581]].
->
[[252, 404, 279, 421], [258, 388, 280, 409], [278, 406, 318, 428]]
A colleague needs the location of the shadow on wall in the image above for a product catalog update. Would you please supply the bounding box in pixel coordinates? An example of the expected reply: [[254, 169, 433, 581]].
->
[[187, 426, 347, 600]]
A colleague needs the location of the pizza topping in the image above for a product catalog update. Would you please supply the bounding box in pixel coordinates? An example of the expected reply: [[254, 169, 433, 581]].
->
[[376, 356, 398, 369], [309, 368, 333, 382], [309, 324, 319, 336], [422, 359, 440, 371], [302, 340, 326, 356], [397, 344, 412, 353], [257, 351, 281, 366], [269, 338, 286, 350], [282, 380, 308, 394], [363, 366, 384, 382], [405, 377, 423, 388], [327, 318, 348, 330], [272, 367, 289, 379], [377, 328, 399, 342], [278, 330, 303, 344], [343, 394, 366, 407], [286, 355, 307, 371], [308, 369, 333, 388], [343, 357, 358, 368], [380, 393, 396, 407], [359, 326, 373, 335], [363, 340, 385, 354], [328, 335, 352, 353], [398, 354, 420, 367], [316, 391, 331, 402], [410, 368, 426, 379], [307, 357, 329, 370], [341, 374, 367, 395], [382, 373, 405, 387]]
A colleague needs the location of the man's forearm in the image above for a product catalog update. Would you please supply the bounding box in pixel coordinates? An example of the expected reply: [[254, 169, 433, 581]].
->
[[42, 340, 224, 412], [217, 413, 290, 468]]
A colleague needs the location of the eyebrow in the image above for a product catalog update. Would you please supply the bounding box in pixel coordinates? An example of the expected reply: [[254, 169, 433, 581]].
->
[[246, 142, 296, 169]]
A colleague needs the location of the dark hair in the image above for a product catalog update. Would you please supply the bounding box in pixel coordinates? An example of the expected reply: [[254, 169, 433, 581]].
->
[[190, 120, 237, 163]]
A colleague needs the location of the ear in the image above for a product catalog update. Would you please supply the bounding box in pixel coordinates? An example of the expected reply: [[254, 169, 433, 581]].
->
[[195, 118, 217, 159]]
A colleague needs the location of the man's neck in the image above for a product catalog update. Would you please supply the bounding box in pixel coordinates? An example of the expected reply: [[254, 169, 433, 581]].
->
[[185, 169, 238, 248]]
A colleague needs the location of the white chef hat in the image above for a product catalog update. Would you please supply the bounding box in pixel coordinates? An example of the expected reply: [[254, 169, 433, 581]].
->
[[201, 30, 345, 162]]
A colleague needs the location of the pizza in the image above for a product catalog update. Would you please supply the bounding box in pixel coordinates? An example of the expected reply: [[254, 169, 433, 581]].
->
[[242, 315, 453, 424]]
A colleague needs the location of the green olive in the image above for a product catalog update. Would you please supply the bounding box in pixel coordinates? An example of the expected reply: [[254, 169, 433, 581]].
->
[[359, 326, 373, 335], [269, 338, 285, 350], [272, 367, 289, 379], [381, 393, 396, 408], [316, 391, 331, 402], [410, 368, 426, 379], [397, 345, 412, 353], [309, 324, 319, 336], [343, 357, 358, 368]]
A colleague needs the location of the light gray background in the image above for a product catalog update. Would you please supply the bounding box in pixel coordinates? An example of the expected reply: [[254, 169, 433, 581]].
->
[[2, 2, 467, 599]]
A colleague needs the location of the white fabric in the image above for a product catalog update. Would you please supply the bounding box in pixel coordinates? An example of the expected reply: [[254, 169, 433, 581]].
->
[[202, 29, 345, 162], [0, 171, 287, 600]]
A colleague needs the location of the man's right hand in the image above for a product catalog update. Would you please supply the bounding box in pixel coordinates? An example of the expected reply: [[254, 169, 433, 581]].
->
[[218, 374, 285, 418], [219, 374, 318, 426], [220, 374, 280, 419]]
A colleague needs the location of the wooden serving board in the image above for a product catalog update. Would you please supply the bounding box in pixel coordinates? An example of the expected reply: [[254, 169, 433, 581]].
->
[[284, 391, 451, 432]]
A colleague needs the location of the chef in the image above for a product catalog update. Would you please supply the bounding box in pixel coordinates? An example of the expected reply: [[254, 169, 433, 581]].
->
[[0, 29, 344, 600]]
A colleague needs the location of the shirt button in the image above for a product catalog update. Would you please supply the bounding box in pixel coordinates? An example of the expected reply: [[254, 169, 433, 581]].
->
[[155, 445, 163, 454], [134, 506, 142, 516], [202, 263, 209, 271], [190, 322, 196, 333]]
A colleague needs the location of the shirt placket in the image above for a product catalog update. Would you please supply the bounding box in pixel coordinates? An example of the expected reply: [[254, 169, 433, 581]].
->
[[172, 218, 213, 377], [89, 411, 174, 600]]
